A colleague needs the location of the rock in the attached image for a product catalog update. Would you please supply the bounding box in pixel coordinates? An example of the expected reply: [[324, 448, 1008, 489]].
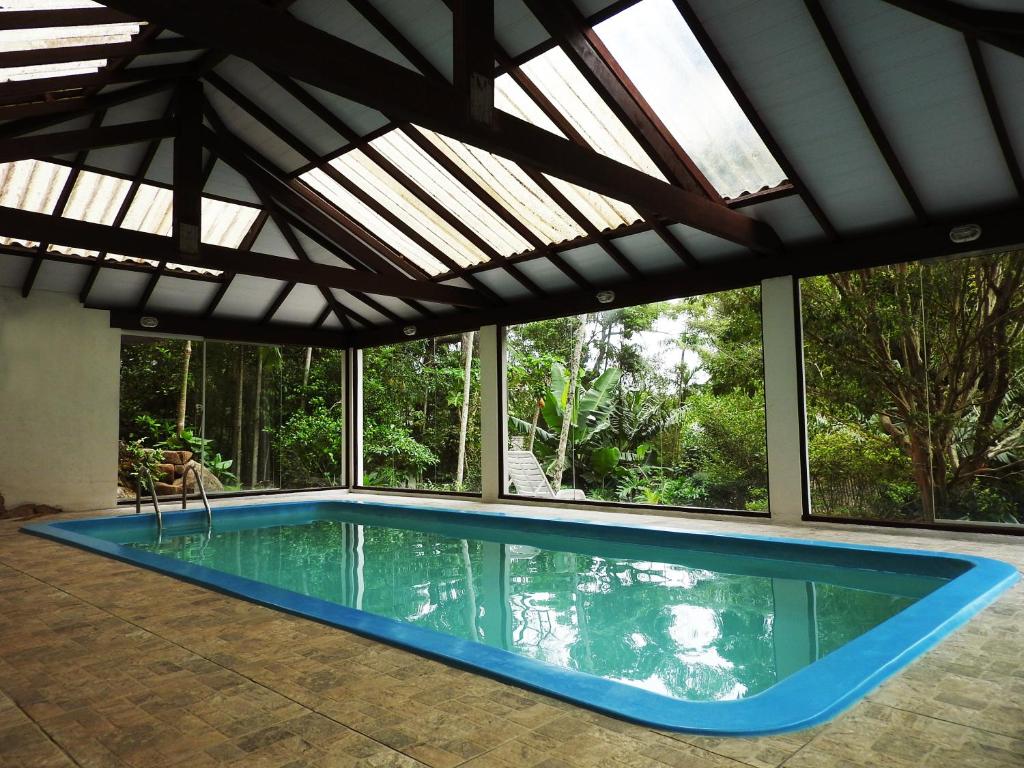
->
[[0, 501, 63, 520], [160, 450, 193, 466], [182, 461, 224, 493], [154, 463, 176, 482], [152, 482, 181, 497]]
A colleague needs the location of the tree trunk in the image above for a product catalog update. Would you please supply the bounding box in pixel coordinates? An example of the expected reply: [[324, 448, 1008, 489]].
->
[[455, 331, 474, 489], [250, 350, 263, 488], [300, 346, 312, 410], [552, 316, 587, 492], [175, 340, 192, 437], [233, 348, 244, 473], [526, 403, 540, 453]]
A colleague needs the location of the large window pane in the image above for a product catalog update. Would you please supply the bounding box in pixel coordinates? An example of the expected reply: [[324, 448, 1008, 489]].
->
[[118, 338, 343, 500], [362, 333, 481, 492], [505, 288, 767, 512], [802, 251, 1024, 526]]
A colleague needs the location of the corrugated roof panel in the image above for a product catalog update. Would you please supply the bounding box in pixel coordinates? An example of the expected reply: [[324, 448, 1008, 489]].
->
[[593, 0, 786, 199], [370, 129, 532, 257], [331, 149, 490, 268], [544, 174, 642, 229], [517, 46, 667, 181], [0, 1, 142, 83], [301, 167, 447, 276], [49, 169, 132, 257], [495, 67, 645, 231], [415, 126, 587, 245], [0, 160, 70, 247]]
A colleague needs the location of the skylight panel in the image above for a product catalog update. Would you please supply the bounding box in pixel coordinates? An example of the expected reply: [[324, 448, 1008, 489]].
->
[[50, 169, 132, 257], [0, 1, 142, 82], [370, 129, 533, 258], [544, 175, 642, 230], [329, 149, 490, 270], [593, 0, 785, 199], [517, 46, 666, 182], [301, 167, 447, 276], [414, 127, 587, 245], [0, 159, 70, 247]]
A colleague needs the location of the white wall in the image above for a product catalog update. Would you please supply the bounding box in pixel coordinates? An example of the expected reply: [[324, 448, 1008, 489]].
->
[[0, 287, 120, 511]]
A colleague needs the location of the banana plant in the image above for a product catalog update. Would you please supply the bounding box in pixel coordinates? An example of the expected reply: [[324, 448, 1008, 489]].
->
[[540, 362, 621, 448]]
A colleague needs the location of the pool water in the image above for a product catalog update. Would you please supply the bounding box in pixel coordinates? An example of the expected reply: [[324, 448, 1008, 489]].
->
[[125, 516, 936, 703]]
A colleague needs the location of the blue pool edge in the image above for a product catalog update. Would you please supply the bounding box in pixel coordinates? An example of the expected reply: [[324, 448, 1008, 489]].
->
[[21, 500, 1020, 737]]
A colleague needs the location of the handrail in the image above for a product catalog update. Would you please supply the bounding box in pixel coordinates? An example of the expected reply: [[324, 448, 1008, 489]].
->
[[181, 463, 213, 529], [134, 467, 163, 529]]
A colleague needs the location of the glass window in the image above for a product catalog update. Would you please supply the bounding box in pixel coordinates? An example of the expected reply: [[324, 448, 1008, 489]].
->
[[505, 288, 767, 512], [802, 250, 1024, 526], [118, 338, 344, 500], [362, 333, 481, 493], [594, 0, 786, 199]]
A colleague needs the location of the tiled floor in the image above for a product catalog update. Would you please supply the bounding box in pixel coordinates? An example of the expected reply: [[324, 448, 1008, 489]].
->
[[0, 492, 1021, 767]]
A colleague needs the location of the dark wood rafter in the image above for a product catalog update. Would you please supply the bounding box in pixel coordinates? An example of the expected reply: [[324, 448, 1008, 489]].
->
[[520, 0, 716, 200], [0, 80, 174, 137], [0, 35, 199, 70], [452, 0, 494, 125], [0, 121, 174, 165], [0, 207, 489, 307], [965, 36, 1024, 198], [0, 62, 201, 103], [345, 0, 445, 81], [204, 74, 513, 302], [489, 42, 692, 273], [201, 208, 269, 317], [136, 147, 216, 312], [348, 204, 1024, 348], [878, 0, 1024, 59], [803, 0, 927, 223], [267, 205, 370, 329], [268, 205, 424, 324], [22, 109, 107, 298], [1, 241, 223, 283], [670, 0, 837, 241], [259, 281, 295, 324], [97, 0, 783, 256], [398, 125, 593, 289], [79, 103, 177, 305], [0, 7, 135, 29]]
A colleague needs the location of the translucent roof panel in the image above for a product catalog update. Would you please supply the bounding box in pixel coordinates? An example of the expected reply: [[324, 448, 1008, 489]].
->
[[301, 166, 447, 276], [0, 159, 70, 247], [51, 169, 133, 257], [0, 1, 142, 83], [332, 149, 490, 269], [544, 174, 642, 230], [415, 126, 586, 245], [370, 129, 533, 257], [594, 0, 786, 199], [515, 46, 666, 182]]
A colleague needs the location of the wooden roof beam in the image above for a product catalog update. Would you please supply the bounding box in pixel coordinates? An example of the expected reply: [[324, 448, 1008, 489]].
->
[[97, 0, 782, 255]]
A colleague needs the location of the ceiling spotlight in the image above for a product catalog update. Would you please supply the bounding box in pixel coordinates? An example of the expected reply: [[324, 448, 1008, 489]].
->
[[139, 316, 159, 329], [596, 290, 616, 305], [402, 325, 417, 337], [949, 224, 981, 244]]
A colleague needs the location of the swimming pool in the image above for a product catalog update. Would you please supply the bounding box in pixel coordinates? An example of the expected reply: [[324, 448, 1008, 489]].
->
[[24, 500, 1018, 735]]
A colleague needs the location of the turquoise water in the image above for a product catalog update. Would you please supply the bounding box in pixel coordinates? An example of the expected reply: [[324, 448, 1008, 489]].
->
[[126, 517, 939, 702]]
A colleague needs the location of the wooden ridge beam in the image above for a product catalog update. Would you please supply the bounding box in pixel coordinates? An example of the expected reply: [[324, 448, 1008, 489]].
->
[[452, 0, 494, 124], [0, 206, 488, 307], [98, 0, 782, 255]]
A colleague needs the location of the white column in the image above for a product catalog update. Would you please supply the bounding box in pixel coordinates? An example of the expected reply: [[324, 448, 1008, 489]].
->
[[343, 347, 362, 488], [478, 325, 505, 502], [761, 276, 809, 523]]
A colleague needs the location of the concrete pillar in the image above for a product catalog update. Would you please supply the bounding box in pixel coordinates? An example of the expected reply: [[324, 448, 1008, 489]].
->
[[0, 288, 121, 511], [761, 276, 809, 523], [478, 325, 505, 502]]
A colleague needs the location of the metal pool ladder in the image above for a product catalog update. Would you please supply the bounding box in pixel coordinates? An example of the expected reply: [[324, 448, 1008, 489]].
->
[[134, 466, 164, 529], [181, 464, 213, 529]]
